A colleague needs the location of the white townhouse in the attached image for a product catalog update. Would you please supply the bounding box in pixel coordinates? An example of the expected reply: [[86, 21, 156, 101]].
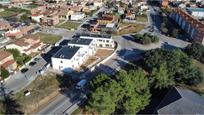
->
[[68, 38, 97, 56], [79, 34, 115, 49], [52, 46, 88, 72]]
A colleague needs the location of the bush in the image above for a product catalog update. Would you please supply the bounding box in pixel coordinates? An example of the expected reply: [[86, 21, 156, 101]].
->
[[185, 43, 204, 63], [0, 68, 9, 79], [132, 33, 159, 44]]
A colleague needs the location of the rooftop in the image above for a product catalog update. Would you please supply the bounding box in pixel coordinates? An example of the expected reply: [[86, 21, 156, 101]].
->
[[187, 8, 204, 12], [79, 33, 112, 39], [69, 38, 93, 45], [53, 46, 80, 59], [0, 50, 11, 61]]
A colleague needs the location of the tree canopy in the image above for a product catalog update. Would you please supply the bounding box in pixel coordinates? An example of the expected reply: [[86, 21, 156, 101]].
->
[[144, 48, 203, 88], [86, 68, 151, 114]]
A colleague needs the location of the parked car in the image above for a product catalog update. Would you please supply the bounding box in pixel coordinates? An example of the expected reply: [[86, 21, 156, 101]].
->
[[21, 68, 28, 73], [29, 61, 37, 66], [76, 79, 87, 90]]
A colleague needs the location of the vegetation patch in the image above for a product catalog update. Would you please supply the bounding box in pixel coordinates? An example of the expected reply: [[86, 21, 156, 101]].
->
[[117, 23, 145, 35], [56, 21, 81, 30], [132, 33, 159, 45], [0, 73, 73, 114], [6, 49, 32, 67], [35, 32, 62, 44], [136, 14, 148, 22]]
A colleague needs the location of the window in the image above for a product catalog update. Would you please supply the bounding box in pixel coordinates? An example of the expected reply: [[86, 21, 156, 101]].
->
[[99, 44, 103, 47], [106, 40, 109, 43], [99, 39, 102, 42], [106, 44, 109, 47], [61, 61, 63, 63]]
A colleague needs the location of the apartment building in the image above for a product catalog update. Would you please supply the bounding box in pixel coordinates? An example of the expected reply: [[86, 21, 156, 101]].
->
[[80, 34, 115, 48], [52, 46, 87, 72], [170, 8, 204, 44], [186, 8, 204, 19], [0, 50, 17, 72], [51, 33, 115, 72], [6, 35, 44, 55]]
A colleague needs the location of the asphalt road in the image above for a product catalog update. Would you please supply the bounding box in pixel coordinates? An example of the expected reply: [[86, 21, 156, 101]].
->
[[38, 5, 190, 115]]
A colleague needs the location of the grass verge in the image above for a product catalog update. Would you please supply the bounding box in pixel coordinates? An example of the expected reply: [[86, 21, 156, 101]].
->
[[34, 32, 62, 44], [55, 21, 81, 30]]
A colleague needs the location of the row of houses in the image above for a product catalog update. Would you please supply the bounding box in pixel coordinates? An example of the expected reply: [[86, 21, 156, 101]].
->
[[51, 34, 115, 72], [5, 35, 45, 55], [170, 8, 204, 44], [0, 50, 17, 73], [30, 0, 103, 26]]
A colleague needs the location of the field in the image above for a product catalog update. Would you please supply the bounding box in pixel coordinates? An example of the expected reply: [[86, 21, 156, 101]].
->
[[0, 73, 73, 114], [34, 32, 62, 44], [117, 23, 145, 35], [136, 14, 148, 22], [56, 21, 81, 30], [0, 10, 16, 18]]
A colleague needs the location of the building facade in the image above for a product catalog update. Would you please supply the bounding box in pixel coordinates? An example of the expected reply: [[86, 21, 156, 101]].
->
[[170, 8, 204, 44]]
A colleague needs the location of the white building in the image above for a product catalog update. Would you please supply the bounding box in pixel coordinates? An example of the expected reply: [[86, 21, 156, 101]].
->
[[52, 38, 97, 72], [187, 8, 204, 19], [52, 34, 115, 72], [52, 46, 85, 72], [70, 12, 86, 21], [79, 34, 115, 49], [31, 14, 44, 23], [68, 38, 97, 56]]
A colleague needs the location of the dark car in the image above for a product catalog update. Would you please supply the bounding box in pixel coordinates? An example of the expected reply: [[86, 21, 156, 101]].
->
[[34, 57, 41, 62], [29, 61, 37, 66], [21, 68, 28, 73]]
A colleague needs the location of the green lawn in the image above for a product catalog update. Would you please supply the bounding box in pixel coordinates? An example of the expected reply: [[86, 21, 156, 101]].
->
[[56, 21, 81, 30], [0, 10, 16, 18], [190, 60, 204, 96], [136, 14, 148, 22], [35, 32, 62, 44]]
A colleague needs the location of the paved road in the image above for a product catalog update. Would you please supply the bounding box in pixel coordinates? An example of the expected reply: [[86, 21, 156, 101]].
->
[[0, 27, 75, 95], [37, 5, 191, 114], [2, 55, 47, 94]]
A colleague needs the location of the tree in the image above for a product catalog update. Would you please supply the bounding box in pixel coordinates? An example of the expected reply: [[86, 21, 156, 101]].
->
[[6, 49, 20, 60], [90, 73, 111, 90], [0, 68, 9, 79], [86, 79, 122, 114], [20, 14, 29, 22], [185, 43, 204, 61], [150, 63, 174, 89], [117, 69, 151, 114]]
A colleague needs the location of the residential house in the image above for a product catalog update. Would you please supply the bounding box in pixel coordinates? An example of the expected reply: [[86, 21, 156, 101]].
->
[[0, 19, 12, 30], [5, 24, 38, 39], [162, 0, 169, 7], [70, 12, 86, 21], [97, 14, 116, 25], [6, 35, 44, 55], [170, 8, 204, 44], [40, 12, 59, 26], [0, 50, 17, 72], [155, 87, 204, 114]]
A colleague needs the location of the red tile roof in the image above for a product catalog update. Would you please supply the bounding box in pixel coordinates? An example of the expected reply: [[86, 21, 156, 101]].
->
[[0, 51, 11, 61], [1, 60, 16, 69]]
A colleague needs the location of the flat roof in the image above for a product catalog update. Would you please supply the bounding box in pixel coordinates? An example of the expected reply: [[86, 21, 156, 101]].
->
[[69, 38, 93, 45], [187, 8, 204, 12], [79, 33, 112, 39], [53, 46, 80, 59]]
